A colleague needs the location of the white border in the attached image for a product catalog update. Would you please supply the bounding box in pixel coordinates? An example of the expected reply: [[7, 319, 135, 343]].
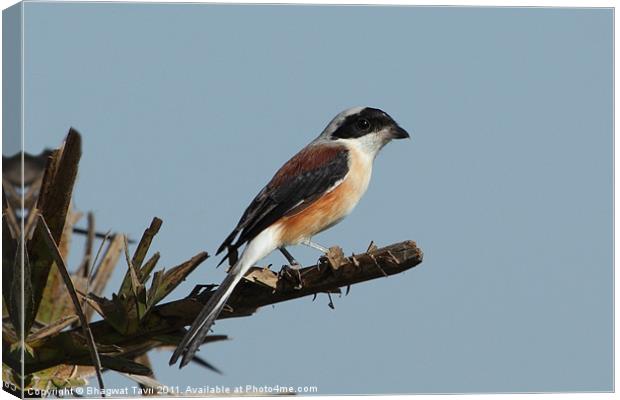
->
[[4, 0, 619, 6], [0, 1, 615, 400]]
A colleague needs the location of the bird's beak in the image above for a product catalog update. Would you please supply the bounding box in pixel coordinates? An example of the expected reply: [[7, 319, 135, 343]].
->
[[390, 125, 410, 140]]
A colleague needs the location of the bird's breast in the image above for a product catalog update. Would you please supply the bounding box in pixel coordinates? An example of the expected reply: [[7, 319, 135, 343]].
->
[[275, 145, 373, 246]]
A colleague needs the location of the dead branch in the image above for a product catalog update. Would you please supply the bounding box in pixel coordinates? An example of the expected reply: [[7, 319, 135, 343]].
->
[[171, 240, 423, 320], [15, 240, 422, 375]]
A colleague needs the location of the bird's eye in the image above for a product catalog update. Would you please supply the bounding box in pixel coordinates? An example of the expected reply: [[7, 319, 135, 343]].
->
[[356, 118, 371, 131]]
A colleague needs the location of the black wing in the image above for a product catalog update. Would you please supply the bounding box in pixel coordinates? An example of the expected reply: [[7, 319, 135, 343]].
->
[[216, 144, 349, 265]]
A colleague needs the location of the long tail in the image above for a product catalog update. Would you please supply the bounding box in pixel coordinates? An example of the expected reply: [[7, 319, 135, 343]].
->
[[168, 267, 245, 368], [169, 228, 278, 368]]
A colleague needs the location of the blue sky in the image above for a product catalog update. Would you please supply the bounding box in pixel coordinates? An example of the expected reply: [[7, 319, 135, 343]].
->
[[9, 3, 613, 394]]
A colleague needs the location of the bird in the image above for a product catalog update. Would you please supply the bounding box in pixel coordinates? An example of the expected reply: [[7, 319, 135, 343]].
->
[[169, 106, 410, 368]]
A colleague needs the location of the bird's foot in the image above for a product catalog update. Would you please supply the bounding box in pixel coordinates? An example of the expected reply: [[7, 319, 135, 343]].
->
[[302, 239, 330, 253], [278, 262, 303, 290]]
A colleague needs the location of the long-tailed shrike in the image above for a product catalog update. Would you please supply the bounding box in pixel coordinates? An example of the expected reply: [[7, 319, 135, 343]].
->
[[170, 106, 410, 368]]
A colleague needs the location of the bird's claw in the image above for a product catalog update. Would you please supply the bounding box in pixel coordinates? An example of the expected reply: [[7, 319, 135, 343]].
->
[[278, 265, 303, 290]]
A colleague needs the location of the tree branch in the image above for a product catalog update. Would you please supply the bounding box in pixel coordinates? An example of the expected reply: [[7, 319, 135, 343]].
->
[[159, 240, 423, 322], [15, 240, 422, 374]]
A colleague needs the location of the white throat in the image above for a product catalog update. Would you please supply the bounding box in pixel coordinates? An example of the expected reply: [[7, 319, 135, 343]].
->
[[335, 128, 391, 161]]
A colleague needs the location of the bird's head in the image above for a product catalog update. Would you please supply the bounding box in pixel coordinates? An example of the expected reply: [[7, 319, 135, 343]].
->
[[318, 106, 410, 158]]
